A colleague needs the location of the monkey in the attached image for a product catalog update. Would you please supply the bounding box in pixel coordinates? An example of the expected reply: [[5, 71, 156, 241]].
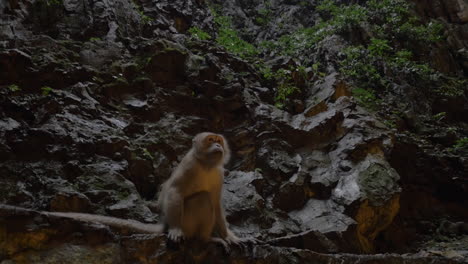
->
[[0, 132, 251, 249], [157, 132, 245, 247]]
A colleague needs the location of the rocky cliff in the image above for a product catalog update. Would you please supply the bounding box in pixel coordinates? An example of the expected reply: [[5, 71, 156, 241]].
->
[[0, 0, 467, 263]]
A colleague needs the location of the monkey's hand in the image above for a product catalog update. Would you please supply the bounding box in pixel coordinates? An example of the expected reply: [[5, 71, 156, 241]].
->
[[167, 227, 184, 242]]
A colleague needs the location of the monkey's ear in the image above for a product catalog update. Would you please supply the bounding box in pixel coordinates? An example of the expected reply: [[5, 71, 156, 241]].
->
[[192, 133, 203, 146], [220, 135, 231, 165]]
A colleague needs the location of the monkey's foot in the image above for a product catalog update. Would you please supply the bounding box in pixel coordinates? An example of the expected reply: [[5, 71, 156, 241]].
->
[[240, 236, 262, 244], [210, 237, 230, 253], [224, 232, 244, 245], [167, 228, 184, 242], [226, 235, 263, 253]]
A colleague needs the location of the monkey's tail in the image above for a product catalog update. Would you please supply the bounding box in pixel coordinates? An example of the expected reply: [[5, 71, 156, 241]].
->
[[45, 211, 164, 234]]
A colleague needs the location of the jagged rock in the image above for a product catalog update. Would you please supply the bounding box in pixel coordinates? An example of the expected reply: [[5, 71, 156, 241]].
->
[[0, 0, 467, 262], [0, 205, 464, 264], [50, 192, 91, 212], [144, 40, 189, 87], [0, 49, 33, 85]]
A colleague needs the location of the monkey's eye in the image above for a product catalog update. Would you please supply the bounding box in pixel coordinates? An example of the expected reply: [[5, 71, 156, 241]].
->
[[208, 137, 214, 143]]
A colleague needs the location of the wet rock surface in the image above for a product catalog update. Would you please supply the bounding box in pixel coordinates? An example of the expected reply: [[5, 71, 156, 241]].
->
[[0, 205, 464, 264], [0, 0, 467, 263]]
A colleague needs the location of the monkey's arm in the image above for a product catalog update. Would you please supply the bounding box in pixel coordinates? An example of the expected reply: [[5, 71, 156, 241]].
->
[[163, 186, 185, 241], [213, 189, 241, 245]]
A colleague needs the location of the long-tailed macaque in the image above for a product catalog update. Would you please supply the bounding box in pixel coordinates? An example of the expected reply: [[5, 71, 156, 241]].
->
[[157, 132, 242, 246], [0, 132, 247, 248]]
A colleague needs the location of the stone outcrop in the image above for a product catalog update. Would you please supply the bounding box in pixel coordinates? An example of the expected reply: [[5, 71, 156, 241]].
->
[[0, 0, 466, 263]]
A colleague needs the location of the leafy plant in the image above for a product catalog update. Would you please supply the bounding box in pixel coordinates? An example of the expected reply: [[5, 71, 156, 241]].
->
[[366, 0, 443, 45], [317, 0, 368, 31], [271, 22, 330, 56], [262, 0, 369, 57], [316, 0, 339, 15], [435, 78, 466, 97], [213, 14, 258, 59], [142, 148, 154, 160], [132, 1, 152, 24], [188, 27, 211, 40], [257, 63, 274, 80], [383, 119, 397, 129], [352, 87, 381, 110], [368, 38, 392, 57], [340, 46, 384, 88], [255, 8, 271, 26], [255, 63, 300, 108], [398, 20, 444, 43], [432, 112, 447, 122], [89, 37, 101, 42], [139, 11, 153, 24], [258, 40, 276, 54], [41, 86, 53, 96], [314, 0, 449, 96], [393, 50, 413, 65], [453, 138, 468, 149], [8, 84, 20, 92], [450, 137, 468, 154], [276, 81, 299, 108]]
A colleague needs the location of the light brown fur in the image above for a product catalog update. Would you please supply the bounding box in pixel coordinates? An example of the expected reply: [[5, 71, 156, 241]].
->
[[45, 211, 164, 233], [0, 204, 163, 234], [157, 132, 241, 245]]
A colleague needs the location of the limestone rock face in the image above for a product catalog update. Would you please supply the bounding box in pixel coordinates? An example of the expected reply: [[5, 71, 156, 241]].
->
[[0, 0, 467, 263]]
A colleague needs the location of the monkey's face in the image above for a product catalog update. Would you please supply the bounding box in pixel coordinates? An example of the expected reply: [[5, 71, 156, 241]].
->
[[199, 134, 225, 156], [204, 134, 225, 155], [193, 133, 227, 164]]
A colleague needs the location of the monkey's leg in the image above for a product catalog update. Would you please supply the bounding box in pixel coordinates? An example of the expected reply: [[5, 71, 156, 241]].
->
[[211, 189, 242, 246], [183, 192, 231, 251], [182, 191, 215, 241]]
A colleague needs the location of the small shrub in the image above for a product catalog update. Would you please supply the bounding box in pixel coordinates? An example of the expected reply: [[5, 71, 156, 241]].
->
[[213, 14, 258, 59], [8, 84, 20, 92], [450, 137, 468, 154], [255, 63, 300, 108], [142, 148, 154, 160], [368, 38, 392, 57], [435, 77, 466, 97], [41, 86, 53, 96], [255, 8, 271, 26], [352, 87, 381, 110], [139, 12, 153, 24], [132, 1, 152, 24], [275, 82, 299, 109], [274, 68, 299, 108], [317, 0, 368, 31], [432, 112, 447, 122], [453, 138, 468, 149], [393, 50, 413, 65], [340, 45, 384, 88], [89, 37, 101, 42], [188, 27, 211, 40]]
